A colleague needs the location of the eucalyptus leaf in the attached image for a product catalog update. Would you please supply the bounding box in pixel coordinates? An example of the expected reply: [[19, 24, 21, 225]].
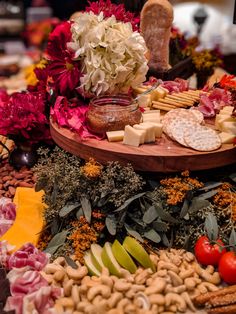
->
[[183, 235, 191, 250], [188, 198, 210, 213], [105, 215, 117, 236], [64, 256, 78, 269], [50, 217, 60, 236], [144, 229, 161, 243], [76, 208, 83, 220], [124, 224, 144, 242], [143, 205, 158, 224], [229, 228, 236, 247], [152, 220, 168, 232], [199, 182, 222, 191], [35, 176, 48, 192], [154, 203, 178, 224], [148, 180, 160, 189], [229, 173, 236, 183], [59, 203, 80, 218], [129, 215, 147, 227], [81, 197, 92, 223], [197, 190, 218, 200], [97, 196, 110, 207], [114, 192, 146, 212], [180, 199, 189, 218], [205, 213, 219, 241], [161, 233, 170, 247], [51, 181, 58, 204], [44, 230, 68, 255]]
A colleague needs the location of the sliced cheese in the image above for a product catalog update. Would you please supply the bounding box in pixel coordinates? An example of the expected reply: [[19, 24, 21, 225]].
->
[[151, 87, 167, 101], [142, 109, 160, 115], [142, 122, 163, 138], [215, 114, 235, 130], [219, 132, 235, 144], [123, 125, 146, 147], [221, 121, 236, 135], [137, 94, 152, 107], [133, 123, 156, 143], [142, 111, 160, 123], [132, 85, 151, 94], [220, 106, 234, 114], [106, 130, 124, 142]]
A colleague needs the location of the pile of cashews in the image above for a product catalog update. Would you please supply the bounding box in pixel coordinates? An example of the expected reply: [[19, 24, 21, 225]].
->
[[40, 249, 221, 314]]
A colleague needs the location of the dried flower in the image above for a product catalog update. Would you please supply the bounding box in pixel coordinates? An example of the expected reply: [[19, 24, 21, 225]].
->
[[81, 158, 102, 179]]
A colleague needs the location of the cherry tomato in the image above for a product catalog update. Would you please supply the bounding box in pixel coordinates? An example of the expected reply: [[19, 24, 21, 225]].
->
[[194, 235, 226, 266], [219, 251, 236, 284]]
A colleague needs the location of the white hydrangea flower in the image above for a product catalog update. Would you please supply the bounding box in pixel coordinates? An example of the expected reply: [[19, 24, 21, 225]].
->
[[69, 12, 148, 96]]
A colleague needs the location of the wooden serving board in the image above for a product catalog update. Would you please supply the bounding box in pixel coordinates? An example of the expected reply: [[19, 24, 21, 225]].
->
[[50, 121, 236, 173]]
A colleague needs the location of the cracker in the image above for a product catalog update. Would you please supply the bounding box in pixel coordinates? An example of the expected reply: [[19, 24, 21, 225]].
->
[[167, 118, 198, 145], [189, 109, 204, 124], [184, 127, 221, 151]]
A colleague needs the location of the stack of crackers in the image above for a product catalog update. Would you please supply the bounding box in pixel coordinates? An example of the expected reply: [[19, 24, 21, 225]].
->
[[162, 109, 222, 152], [152, 90, 201, 111], [0, 135, 15, 160]]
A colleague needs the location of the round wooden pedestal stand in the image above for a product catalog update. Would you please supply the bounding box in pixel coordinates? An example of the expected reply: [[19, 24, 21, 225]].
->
[[50, 121, 236, 173]]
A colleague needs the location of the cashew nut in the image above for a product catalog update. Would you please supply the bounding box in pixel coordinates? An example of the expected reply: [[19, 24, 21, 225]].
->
[[87, 285, 111, 301], [184, 278, 197, 291], [117, 298, 130, 311], [124, 304, 137, 313], [198, 282, 219, 292], [66, 266, 88, 280], [54, 256, 66, 266], [179, 269, 194, 280], [167, 270, 183, 286], [135, 269, 151, 285], [76, 301, 91, 311], [100, 275, 113, 288], [40, 272, 53, 284], [114, 279, 132, 292], [149, 294, 165, 305], [53, 270, 65, 282], [56, 297, 74, 309], [165, 284, 186, 294], [165, 293, 187, 312], [71, 285, 80, 304], [183, 252, 195, 263], [44, 263, 64, 274], [193, 263, 221, 284], [158, 261, 179, 274], [145, 278, 166, 295], [108, 292, 123, 308], [181, 292, 196, 312]]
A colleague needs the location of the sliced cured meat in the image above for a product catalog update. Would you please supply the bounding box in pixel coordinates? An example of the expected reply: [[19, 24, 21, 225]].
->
[[198, 94, 215, 118]]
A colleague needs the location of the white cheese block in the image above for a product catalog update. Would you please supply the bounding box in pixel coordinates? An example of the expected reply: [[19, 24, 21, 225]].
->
[[215, 114, 236, 130], [133, 123, 156, 143], [106, 130, 124, 142], [137, 94, 152, 107], [142, 109, 160, 115], [142, 111, 160, 123], [151, 87, 167, 101], [220, 106, 234, 114], [123, 125, 146, 147], [221, 121, 236, 135], [219, 132, 235, 144], [142, 122, 163, 138]]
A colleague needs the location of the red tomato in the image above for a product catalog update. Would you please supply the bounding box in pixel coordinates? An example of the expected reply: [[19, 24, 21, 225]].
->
[[219, 251, 236, 284], [194, 236, 226, 266]]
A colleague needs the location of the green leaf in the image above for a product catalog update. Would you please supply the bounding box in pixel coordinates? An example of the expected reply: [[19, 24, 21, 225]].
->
[[124, 224, 144, 242], [81, 197, 92, 223], [105, 215, 117, 236], [154, 203, 178, 224], [35, 176, 48, 192], [205, 213, 219, 241], [143, 205, 158, 224], [144, 229, 161, 243], [188, 198, 210, 213], [76, 208, 83, 220], [44, 230, 68, 255], [59, 203, 80, 218], [197, 190, 218, 200], [229, 173, 236, 183], [199, 182, 222, 191], [64, 256, 78, 269], [229, 228, 236, 247], [180, 199, 189, 218], [114, 192, 146, 212], [161, 233, 170, 247], [152, 220, 168, 232]]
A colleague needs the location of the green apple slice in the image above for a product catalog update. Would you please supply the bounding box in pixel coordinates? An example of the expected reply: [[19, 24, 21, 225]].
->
[[90, 243, 105, 271], [101, 242, 122, 277], [112, 239, 137, 274], [84, 251, 101, 276], [123, 236, 155, 271]]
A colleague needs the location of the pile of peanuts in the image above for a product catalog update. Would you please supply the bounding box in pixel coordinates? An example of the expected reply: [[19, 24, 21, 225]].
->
[[41, 249, 221, 314], [0, 162, 36, 198]]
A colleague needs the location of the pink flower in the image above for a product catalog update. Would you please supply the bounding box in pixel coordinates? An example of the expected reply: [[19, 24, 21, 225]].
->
[[46, 21, 82, 96], [86, 0, 140, 31], [0, 91, 51, 144], [0, 198, 16, 237], [7, 243, 49, 271]]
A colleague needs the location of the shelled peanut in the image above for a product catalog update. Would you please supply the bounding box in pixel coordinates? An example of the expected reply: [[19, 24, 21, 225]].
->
[[0, 162, 36, 198], [41, 249, 222, 314]]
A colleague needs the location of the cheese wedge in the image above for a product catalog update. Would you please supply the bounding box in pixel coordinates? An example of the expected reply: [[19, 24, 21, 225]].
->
[[123, 125, 146, 147], [133, 123, 156, 143], [106, 130, 124, 142], [137, 94, 152, 107], [221, 121, 236, 135], [142, 111, 160, 123], [220, 106, 234, 114], [151, 87, 167, 101], [215, 114, 236, 130], [142, 122, 163, 138], [219, 132, 235, 144]]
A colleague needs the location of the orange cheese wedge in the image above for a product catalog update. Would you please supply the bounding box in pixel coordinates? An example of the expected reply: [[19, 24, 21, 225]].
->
[[0, 187, 46, 250]]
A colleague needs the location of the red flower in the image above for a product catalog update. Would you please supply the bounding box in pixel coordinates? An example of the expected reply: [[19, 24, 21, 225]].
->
[[86, 0, 140, 31], [220, 75, 236, 89], [0, 91, 51, 144], [46, 21, 82, 96]]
